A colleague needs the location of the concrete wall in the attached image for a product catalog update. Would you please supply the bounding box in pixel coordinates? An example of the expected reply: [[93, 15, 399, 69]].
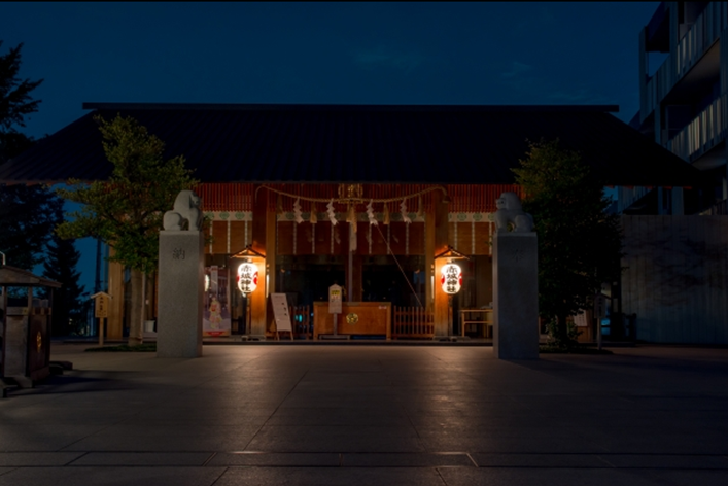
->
[[621, 215, 728, 344]]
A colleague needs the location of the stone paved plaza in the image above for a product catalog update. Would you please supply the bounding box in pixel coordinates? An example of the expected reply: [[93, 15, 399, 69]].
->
[[1, 343, 727, 485]]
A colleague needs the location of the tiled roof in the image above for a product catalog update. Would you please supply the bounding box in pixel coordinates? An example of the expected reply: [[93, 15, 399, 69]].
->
[[0, 103, 703, 186]]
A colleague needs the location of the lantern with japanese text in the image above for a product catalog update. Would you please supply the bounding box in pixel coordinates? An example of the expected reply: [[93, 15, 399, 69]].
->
[[237, 259, 258, 294], [441, 262, 462, 294]]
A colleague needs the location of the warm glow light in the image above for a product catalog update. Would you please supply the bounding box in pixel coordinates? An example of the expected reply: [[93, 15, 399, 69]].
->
[[237, 261, 258, 294], [441, 263, 462, 294]]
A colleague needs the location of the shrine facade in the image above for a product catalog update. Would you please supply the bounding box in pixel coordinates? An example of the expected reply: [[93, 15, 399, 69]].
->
[[0, 103, 702, 340]]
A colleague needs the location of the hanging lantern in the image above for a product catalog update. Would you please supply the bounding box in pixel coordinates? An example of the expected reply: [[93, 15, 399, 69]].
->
[[237, 259, 258, 294], [440, 261, 462, 294], [383, 203, 390, 225]]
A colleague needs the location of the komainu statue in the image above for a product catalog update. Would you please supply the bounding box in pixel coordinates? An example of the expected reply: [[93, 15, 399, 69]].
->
[[163, 190, 203, 231], [494, 192, 534, 233]]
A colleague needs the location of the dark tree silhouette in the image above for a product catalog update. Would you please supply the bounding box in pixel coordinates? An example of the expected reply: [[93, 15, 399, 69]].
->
[[0, 40, 63, 270], [0, 41, 42, 133], [513, 139, 623, 349], [41, 233, 85, 336]]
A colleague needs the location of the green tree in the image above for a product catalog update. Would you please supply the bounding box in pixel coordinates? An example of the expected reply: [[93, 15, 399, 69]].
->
[[512, 139, 623, 349], [41, 232, 85, 336], [0, 40, 63, 270], [56, 114, 198, 345]]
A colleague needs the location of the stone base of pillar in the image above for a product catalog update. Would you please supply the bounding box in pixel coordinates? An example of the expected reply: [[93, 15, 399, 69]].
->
[[158, 231, 204, 358], [493, 233, 540, 359]]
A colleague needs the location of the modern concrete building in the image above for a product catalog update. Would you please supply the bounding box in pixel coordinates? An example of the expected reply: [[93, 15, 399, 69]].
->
[[613, 2, 728, 345], [621, 1, 728, 215]]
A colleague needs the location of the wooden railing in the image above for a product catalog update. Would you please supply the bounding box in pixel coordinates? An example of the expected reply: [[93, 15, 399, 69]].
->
[[289, 304, 312, 339], [392, 306, 434, 339]]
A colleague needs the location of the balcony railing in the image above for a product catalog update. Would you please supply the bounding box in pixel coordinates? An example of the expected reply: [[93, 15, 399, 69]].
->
[[676, 2, 728, 78], [666, 94, 727, 162], [642, 3, 728, 119], [618, 186, 652, 214], [644, 55, 674, 117], [700, 199, 728, 215]]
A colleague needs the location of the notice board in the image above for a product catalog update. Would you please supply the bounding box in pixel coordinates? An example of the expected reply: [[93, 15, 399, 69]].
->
[[270, 293, 292, 332]]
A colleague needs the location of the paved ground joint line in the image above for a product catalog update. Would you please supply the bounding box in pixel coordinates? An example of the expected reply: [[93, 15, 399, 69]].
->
[[240, 368, 310, 451], [202, 452, 217, 466], [208, 465, 229, 486], [435, 466, 449, 485], [64, 451, 89, 466]]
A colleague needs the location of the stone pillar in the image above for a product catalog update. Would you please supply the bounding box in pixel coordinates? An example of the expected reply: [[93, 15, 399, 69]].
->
[[492, 232, 539, 359], [157, 230, 204, 358]]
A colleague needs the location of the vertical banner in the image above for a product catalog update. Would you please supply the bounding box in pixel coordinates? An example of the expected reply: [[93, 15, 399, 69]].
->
[[203, 265, 232, 337]]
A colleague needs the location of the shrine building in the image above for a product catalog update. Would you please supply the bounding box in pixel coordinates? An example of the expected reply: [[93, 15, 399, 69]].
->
[[0, 103, 701, 341]]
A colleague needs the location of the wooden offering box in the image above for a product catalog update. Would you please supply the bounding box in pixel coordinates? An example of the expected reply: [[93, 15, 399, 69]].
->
[[313, 302, 391, 340]]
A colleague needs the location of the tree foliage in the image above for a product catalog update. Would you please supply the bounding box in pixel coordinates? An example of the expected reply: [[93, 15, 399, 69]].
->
[[56, 114, 198, 274], [0, 41, 42, 134], [0, 40, 62, 270], [41, 232, 85, 336], [55, 114, 198, 345], [0, 185, 63, 269], [512, 139, 623, 348]]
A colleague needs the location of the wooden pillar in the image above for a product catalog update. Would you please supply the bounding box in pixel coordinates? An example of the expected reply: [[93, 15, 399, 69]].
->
[[265, 205, 277, 333], [425, 214, 436, 312], [250, 185, 276, 338], [347, 255, 363, 302], [107, 247, 125, 340], [250, 186, 267, 338], [426, 190, 450, 337]]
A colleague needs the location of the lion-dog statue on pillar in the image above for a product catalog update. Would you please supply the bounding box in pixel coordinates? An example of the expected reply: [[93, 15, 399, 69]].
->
[[493, 192, 534, 233], [163, 190, 203, 231]]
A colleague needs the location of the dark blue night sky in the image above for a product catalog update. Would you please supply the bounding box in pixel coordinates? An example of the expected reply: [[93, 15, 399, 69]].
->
[[1, 1, 661, 291]]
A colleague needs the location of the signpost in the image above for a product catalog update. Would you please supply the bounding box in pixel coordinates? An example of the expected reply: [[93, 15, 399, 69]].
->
[[91, 292, 111, 346], [319, 284, 348, 340], [270, 293, 293, 341]]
